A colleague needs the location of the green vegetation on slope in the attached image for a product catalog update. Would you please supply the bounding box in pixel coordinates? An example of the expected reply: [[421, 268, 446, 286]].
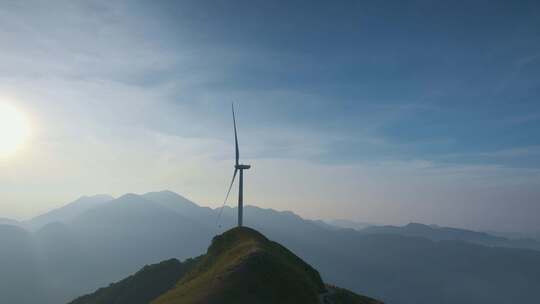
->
[[68, 226, 382, 304], [152, 226, 327, 304], [69, 258, 199, 304]]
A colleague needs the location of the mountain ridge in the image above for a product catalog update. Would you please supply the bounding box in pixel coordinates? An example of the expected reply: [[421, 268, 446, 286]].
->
[[27, 194, 114, 230], [2, 190, 540, 304], [359, 222, 540, 251], [70, 227, 382, 304]]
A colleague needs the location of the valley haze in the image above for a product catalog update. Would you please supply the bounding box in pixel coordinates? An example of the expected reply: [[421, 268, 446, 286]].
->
[[1, 191, 540, 304]]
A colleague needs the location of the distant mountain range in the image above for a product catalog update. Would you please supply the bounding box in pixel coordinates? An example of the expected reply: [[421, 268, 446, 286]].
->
[[1, 190, 540, 304], [27, 194, 114, 230], [323, 219, 375, 231], [0, 217, 21, 226], [69, 227, 382, 304], [356, 222, 540, 251]]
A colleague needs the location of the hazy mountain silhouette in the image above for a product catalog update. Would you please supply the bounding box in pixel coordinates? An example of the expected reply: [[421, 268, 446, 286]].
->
[[0, 217, 20, 226], [359, 222, 540, 251], [142, 190, 216, 223], [70, 227, 382, 304], [324, 219, 375, 230], [1, 191, 540, 304], [27, 195, 114, 230], [56, 193, 215, 301], [0, 224, 44, 304]]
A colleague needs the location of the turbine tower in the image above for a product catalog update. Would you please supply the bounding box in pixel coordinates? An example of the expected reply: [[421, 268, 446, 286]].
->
[[224, 104, 251, 227]]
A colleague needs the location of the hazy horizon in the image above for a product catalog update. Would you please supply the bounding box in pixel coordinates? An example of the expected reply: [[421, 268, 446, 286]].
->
[[3, 189, 539, 237], [1, 0, 540, 234]]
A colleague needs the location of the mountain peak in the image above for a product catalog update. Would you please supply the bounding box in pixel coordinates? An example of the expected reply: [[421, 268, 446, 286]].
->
[[26, 194, 114, 229], [207, 226, 269, 255], [405, 222, 431, 229], [142, 190, 198, 207], [70, 227, 381, 304], [152, 190, 183, 196], [153, 226, 327, 304], [116, 193, 142, 201]]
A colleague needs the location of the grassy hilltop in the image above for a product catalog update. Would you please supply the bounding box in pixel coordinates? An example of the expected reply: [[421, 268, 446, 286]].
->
[[70, 227, 381, 304]]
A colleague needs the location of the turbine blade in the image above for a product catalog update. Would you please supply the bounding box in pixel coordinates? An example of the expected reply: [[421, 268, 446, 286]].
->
[[232, 103, 239, 165], [215, 168, 238, 228], [224, 168, 238, 206]]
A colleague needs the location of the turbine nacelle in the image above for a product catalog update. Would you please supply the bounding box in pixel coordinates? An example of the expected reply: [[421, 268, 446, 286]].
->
[[235, 164, 251, 170]]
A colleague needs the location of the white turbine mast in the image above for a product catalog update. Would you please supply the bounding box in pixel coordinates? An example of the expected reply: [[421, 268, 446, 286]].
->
[[223, 104, 251, 227]]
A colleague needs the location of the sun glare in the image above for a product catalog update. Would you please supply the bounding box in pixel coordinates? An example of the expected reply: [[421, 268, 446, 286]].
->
[[0, 102, 30, 157]]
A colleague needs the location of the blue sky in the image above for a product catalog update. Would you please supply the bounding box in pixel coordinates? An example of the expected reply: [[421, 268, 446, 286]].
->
[[0, 0, 539, 232], [140, 0, 540, 166]]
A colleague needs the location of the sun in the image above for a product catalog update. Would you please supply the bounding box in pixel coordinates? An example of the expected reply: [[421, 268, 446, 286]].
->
[[0, 103, 31, 157]]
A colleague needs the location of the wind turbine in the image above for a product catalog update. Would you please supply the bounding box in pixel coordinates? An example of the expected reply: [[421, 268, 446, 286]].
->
[[224, 104, 251, 227]]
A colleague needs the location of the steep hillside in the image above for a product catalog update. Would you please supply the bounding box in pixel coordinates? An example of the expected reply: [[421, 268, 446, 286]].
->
[[154, 227, 327, 304], [69, 258, 200, 304], [69, 227, 381, 304]]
